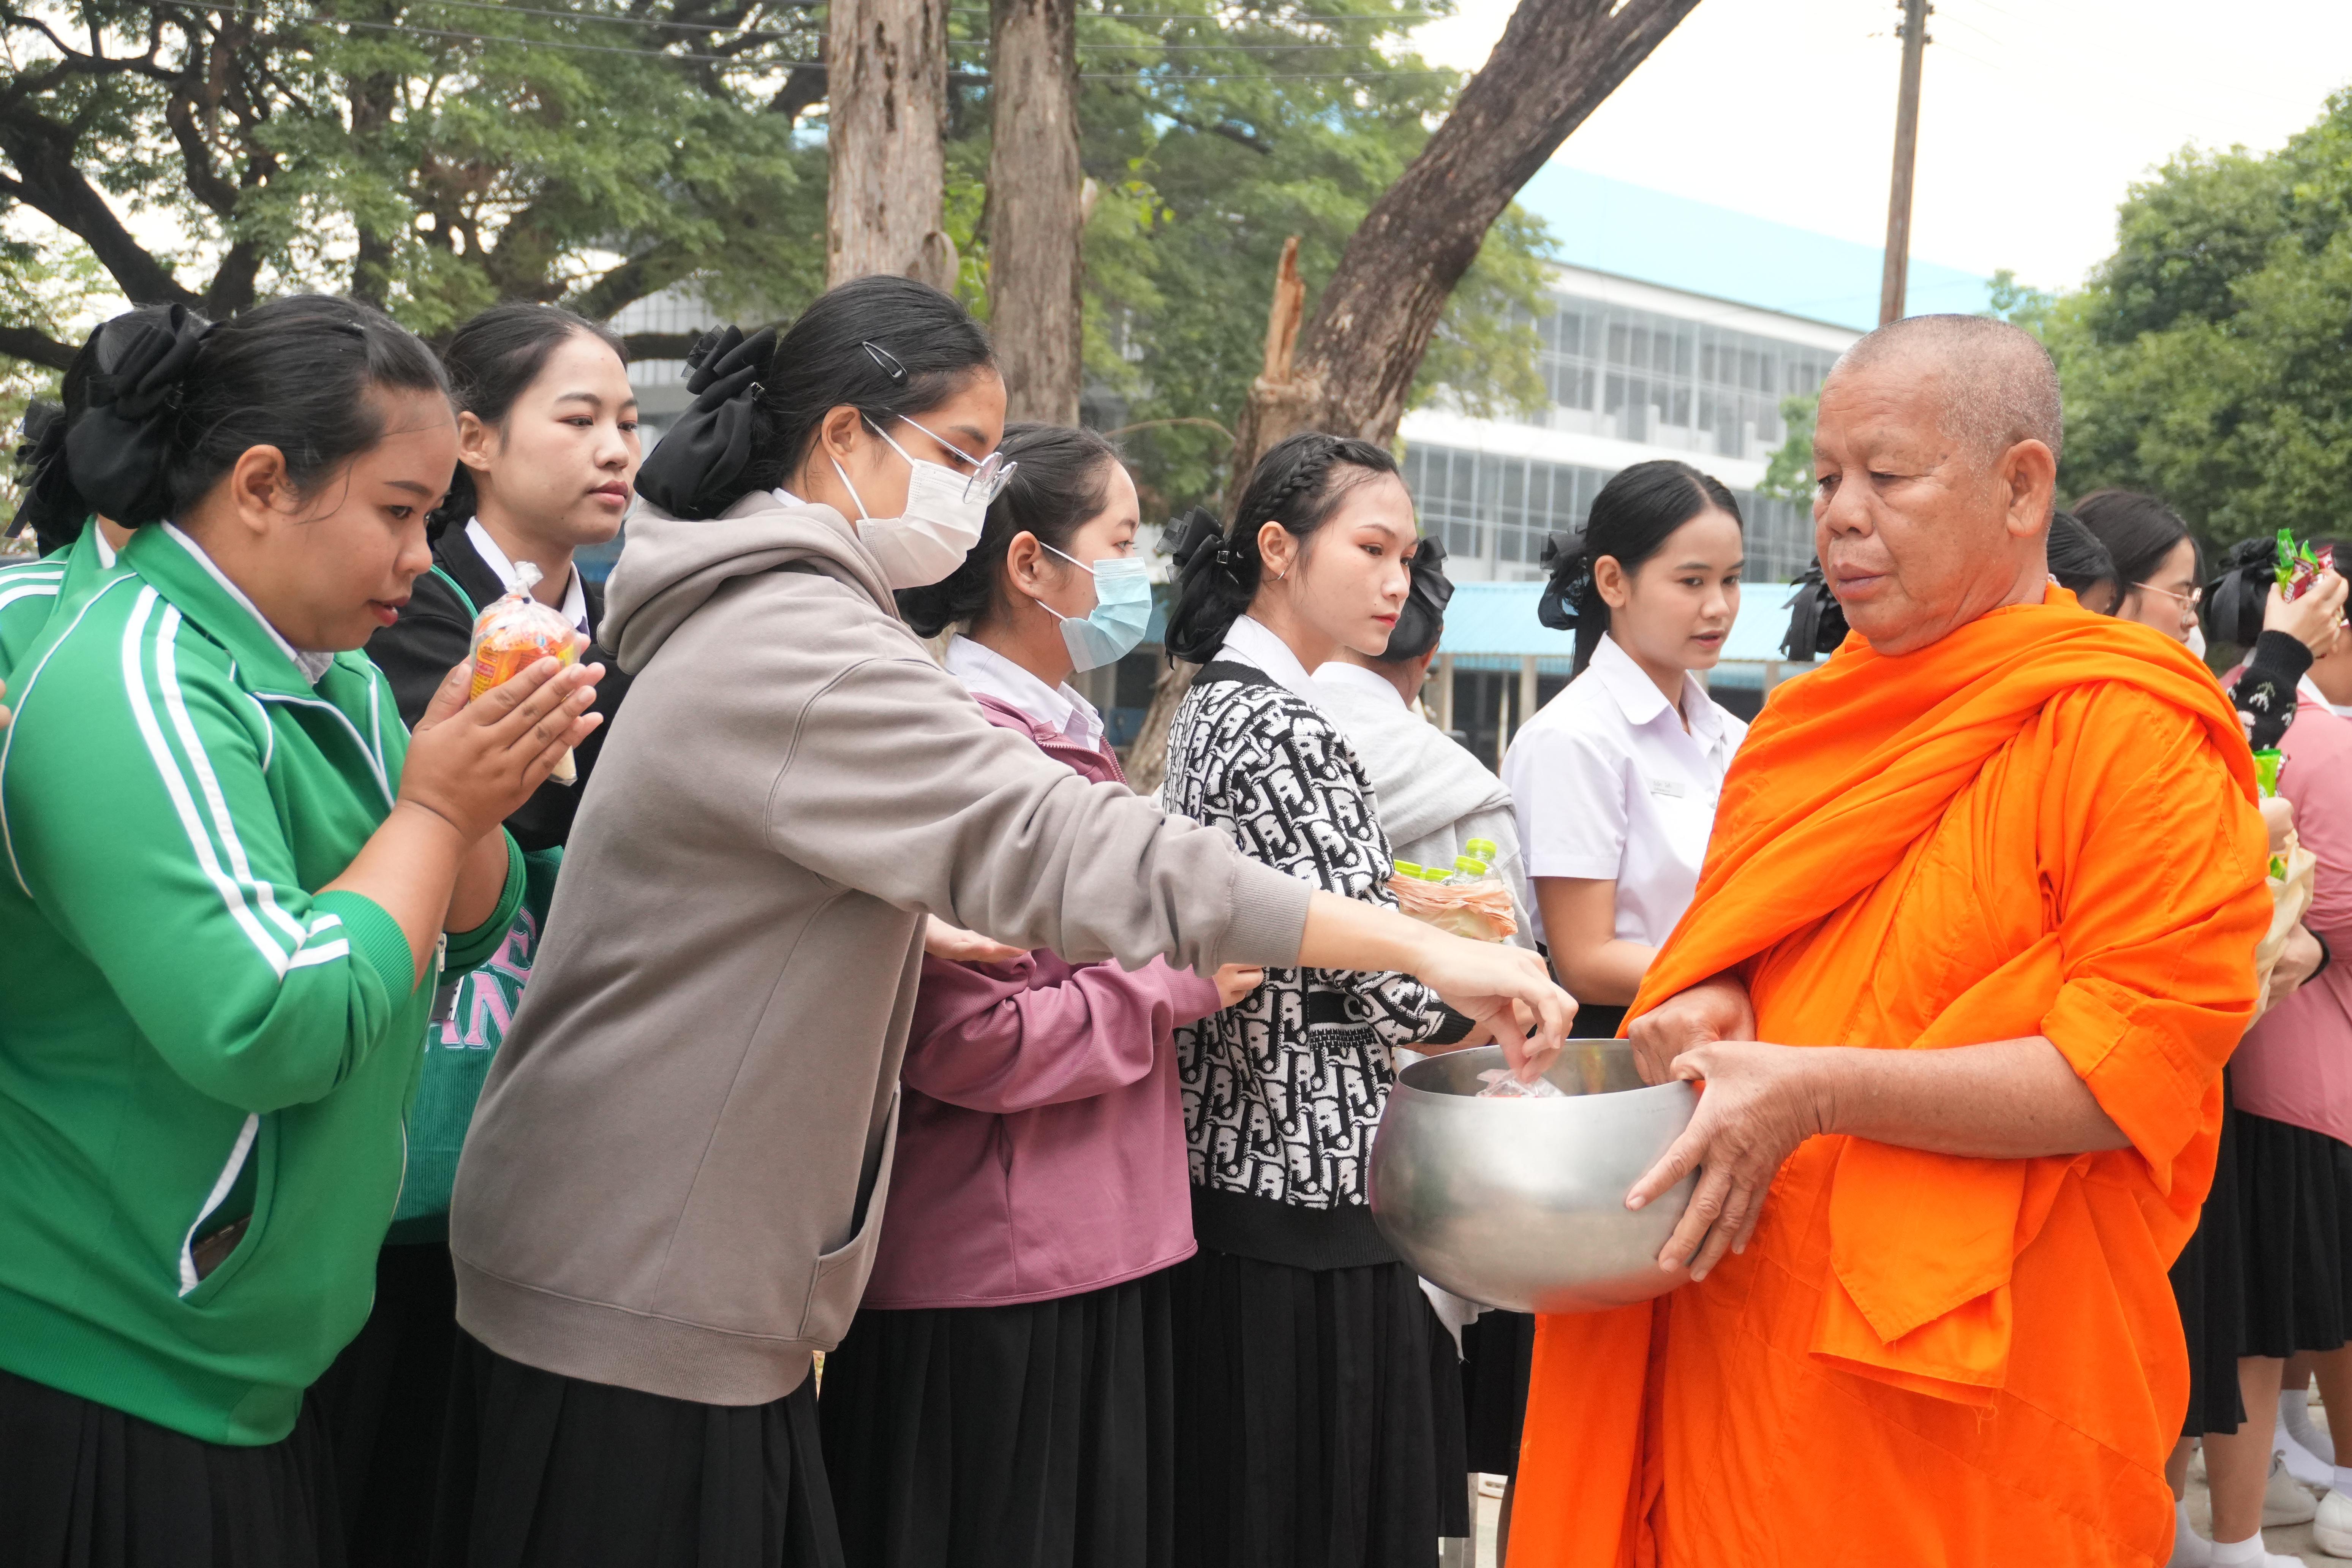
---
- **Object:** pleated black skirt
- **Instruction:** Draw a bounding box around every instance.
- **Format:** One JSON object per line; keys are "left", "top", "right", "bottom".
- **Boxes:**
{"left": 1457, "top": 1310, "right": 1536, "bottom": 1476}
{"left": 818, "top": 1270, "right": 1174, "bottom": 1568}
{"left": 310, "top": 1242, "right": 459, "bottom": 1568}
{"left": 0, "top": 1365, "right": 344, "bottom": 1568}
{"left": 428, "top": 1331, "right": 844, "bottom": 1568}
{"left": 1168, "top": 1246, "right": 1468, "bottom": 1568}
{"left": 2172, "top": 1085, "right": 2248, "bottom": 1436}
{"left": 2236, "top": 1107, "right": 2352, "bottom": 1359}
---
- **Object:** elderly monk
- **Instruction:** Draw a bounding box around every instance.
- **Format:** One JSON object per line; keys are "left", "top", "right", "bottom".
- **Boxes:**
{"left": 1510, "top": 315, "right": 2270, "bottom": 1567}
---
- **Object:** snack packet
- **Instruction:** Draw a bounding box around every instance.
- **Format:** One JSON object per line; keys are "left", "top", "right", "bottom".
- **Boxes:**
{"left": 1476, "top": 1067, "right": 1563, "bottom": 1100}
{"left": 467, "top": 561, "right": 584, "bottom": 785}
{"left": 1388, "top": 865, "right": 1516, "bottom": 942}
{"left": 2278, "top": 528, "right": 2337, "bottom": 603}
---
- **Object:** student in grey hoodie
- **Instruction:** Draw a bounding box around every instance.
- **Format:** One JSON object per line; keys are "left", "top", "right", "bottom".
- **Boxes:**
{"left": 432, "top": 276, "right": 1579, "bottom": 1568}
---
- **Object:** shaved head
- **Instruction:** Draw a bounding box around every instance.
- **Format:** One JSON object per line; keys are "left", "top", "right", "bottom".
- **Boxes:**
{"left": 1809, "top": 315, "right": 2064, "bottom": 656}
{"left": 1830, "top": 314, "right": 2063, "bottom": 466}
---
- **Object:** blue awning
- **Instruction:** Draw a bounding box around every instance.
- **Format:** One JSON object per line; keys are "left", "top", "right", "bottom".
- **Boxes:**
{"left": 1435, "top": 582, "right": 1806, "bottom": 671}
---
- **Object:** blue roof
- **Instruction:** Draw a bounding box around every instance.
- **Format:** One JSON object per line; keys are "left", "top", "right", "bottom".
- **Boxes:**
{"left": 1515, "top": 165, "right": 1990, "bottom": 333}
{"left": 1436, "top": 581, "right": 1802, "bottom": 670}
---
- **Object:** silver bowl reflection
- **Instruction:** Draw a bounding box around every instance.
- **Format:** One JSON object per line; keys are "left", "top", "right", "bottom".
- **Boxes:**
{"left": 1369, "top": 1042, "right": 1697, "bottom": 1314}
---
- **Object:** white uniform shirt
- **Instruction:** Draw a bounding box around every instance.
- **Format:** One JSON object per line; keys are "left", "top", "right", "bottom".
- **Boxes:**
{"left": 946, "top": 633, "right": 1105, "bottom": 750}
{"left": 1212, "top": 614, "right": 1320, "bottom": 700}
{"left": 1502, "top": 632, "right": 1747, "bottom": 946}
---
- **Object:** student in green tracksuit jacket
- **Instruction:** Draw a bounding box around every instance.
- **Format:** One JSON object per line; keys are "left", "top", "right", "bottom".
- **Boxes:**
{"left": 0, "top": 297, "right": 605, "bottom": 1566}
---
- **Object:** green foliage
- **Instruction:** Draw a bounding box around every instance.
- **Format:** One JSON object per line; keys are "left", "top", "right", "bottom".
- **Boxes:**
{"left": 2055, "top": 90, "right": 2352, "bottom": 545}
{"left": 1984, "top": 268, "right": 2057, "bottom": 336}
{"left": 1758, "top": 391, "right": 1816, "bottom": 505}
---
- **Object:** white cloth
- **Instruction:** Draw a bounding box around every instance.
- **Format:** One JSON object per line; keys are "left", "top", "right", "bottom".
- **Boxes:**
{"left": 1309, "top": 661, "right": 1537, "bottom": 953}
{"left": 467, "top": 518, "right": 588, "bottom": 634}
{"left": 163, "top": 523, "right": 334, "bottom": 684}
{"left": 1502, "top": 632, "right": 1746, "bottom": 946}
{"left": 1212, "top": 614, "right": 1319, "bottom": 699}
{"left": 945, "top": 633, "right": 1104, "bottom": 750}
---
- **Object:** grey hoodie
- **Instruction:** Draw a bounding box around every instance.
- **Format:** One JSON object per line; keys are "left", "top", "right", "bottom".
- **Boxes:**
{"left": 448, "top": 491, "right": 1312, "bottom": 1405}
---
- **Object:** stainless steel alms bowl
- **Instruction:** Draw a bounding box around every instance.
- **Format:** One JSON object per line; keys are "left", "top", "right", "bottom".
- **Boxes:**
{"left": 1369, "top": 1042, "right": 1698, "bottom": 1314}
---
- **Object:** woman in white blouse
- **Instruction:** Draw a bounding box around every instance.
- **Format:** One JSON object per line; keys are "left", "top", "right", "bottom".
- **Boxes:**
{"left": 1503, "top": 459, "right": 1750, "bottom": 1040}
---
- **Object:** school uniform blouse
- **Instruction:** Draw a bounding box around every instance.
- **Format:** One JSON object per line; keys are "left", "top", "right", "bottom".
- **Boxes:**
{"left": 1501, "top": 632, "right": 1747, "bottom": 947}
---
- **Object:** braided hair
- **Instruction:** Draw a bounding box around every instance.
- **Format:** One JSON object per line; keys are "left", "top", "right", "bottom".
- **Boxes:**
{"left": 1537, "top": 459, "right": 1741, "bottom": 675}
{"left": 1162, "top": 431, "right": 1398, "bottom": 664}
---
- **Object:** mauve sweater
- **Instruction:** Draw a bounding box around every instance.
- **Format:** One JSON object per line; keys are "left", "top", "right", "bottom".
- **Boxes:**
{"left": 2236, "top": 687, "right": 2352, "bottom": 1148}
{"left": 859, "top": 693, "right": 1224, "bottom": 1310}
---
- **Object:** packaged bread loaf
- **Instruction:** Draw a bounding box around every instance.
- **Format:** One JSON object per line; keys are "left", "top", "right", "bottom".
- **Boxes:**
{"left": 467, "top": 561, "right": 585, "bottom": 785}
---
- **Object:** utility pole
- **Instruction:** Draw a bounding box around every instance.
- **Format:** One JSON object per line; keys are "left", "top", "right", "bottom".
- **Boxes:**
{"left": 1877, "top": 0, "right": 1930, "bottom": 326}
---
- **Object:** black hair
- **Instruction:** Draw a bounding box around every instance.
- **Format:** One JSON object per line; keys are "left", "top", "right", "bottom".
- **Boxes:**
{"left": 1366, "top": 532, "right": 1454, "bottom": 666}
{"left": 7, "top": 325, "right": 108, "bottom": 553}
{"left": 635, "top": 275, "right": 996, "bottom": 520}
{"left": 2073, "top": 489, "right": 2195, "bottom": 598}
{"left": 896, "top": 422, "right": 1123, "bottom": 637}
{"left": 1162, "top": 432, "right": 1400, "bottom": 664}
{"left": 1538, "top": 459, "right": 1742, "bottom": 676}
{"left": 1781, "top": 559, "right": 1848, "bottom": 660}
{"left": 2046, "top": 509, "right": 2118, "bottom": 608}
{"left": 432, "top": 302, "right": 626, "bottom": 534}
{"left": 12, "top": 296, "right": 447, "bottom": 534}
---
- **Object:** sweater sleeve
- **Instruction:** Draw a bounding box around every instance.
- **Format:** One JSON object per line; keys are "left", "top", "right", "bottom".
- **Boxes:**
{"left": 6, "top": 624, "right": 417, "bottom": 1113}
{"left": 2231, "top": 631, "right": 2314, "bottom": 752}
{"left": 762, "top": 651, "right": 1312, "bottom": 974}
{"left": 902, "top": 952, "right": 1221, "bottom": 1113}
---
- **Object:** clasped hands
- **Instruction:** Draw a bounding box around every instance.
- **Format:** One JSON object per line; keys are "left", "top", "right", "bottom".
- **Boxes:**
{"left": 1625, "top": 974, "right": 1829, "bottom": 1284}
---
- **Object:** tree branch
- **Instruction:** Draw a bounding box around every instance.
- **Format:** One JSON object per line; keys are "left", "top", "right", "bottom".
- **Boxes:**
{"left": 566, "top": 239, "right": 694, "bottom": 322}
{"left": 0, "top": 322, "right": 79, "bottom": 370}
{"left": 0, "top": 105, "right": 196, "bottom": 305}
{"left": 764, "top": 60, "right": 825, "bottom": 121}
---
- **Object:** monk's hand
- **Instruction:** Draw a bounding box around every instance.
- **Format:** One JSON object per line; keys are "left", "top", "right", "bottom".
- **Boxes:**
{"left": 1627, "top": 1039, "right": 1828, "bottom": 1283}
{"left": 1626, "top": 972, "right": 1756, "bottom": 1086}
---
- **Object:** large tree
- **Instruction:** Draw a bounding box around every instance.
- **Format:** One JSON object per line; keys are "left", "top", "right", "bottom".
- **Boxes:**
{"left": 0, "top": 0, "right": 830, "bottom": 358}
{"left": 2052, "top": 91, "right": 2352, "bottom": 546}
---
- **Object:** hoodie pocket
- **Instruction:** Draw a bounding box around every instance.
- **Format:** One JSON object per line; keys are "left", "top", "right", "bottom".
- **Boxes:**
{"left": 179, "top": 1114, "right": 277, "bottom": 1307}
{"left": 796, "top": 1092, "right": 901, "bottom": 1347}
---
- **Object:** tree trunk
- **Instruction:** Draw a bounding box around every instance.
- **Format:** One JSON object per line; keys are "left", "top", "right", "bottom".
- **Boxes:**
{"left": 826, "top": 0, "right": 955, "bottom": 290}
{"left": 985, "top": 0, "right": 1084, "bottom": 422}
{"left": 1226, "top": 0, "right": 1701, "bottom": 478}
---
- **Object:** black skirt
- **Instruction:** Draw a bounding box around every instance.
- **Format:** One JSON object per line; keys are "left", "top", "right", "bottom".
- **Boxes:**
{"left": 819, "top": 1270, "right": 1175, "bottom": 1568}
{"left": 2236, "top": 1107, "right": 2352, "bottom": 1359}
{"left": 310, "top": 1242, "right": 459, "bottom": 1568}
{"left": 429, "top": 1331, "right": 844, "bottom": 1568}
{"left": 1457, "top": 1310, "right": 1536, "bottom": 1476}
{"left": 1168, "top": 1246, "right": 1469, "bottom": 1568}
{"left": 2172, "top": 1085, "right": 2248, "bottom": 1435}
{"left": 0, "top": 1365, "right": 344, "bottom": 1568}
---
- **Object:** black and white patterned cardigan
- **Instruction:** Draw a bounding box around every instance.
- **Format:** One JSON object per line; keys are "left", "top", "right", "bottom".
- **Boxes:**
{"left": 1163, "top": 660, "right": 1457, "bottom": 1223}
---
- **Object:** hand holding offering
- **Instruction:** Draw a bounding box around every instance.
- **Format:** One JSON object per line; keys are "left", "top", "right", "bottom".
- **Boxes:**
{"left": 468, "top": 561, "right": 589, "bottom": 785}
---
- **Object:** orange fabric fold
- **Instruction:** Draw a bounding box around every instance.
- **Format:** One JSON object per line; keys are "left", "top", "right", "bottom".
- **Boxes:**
{"left": 1513, "top": 591, "right": 2270, "bottom": 1567}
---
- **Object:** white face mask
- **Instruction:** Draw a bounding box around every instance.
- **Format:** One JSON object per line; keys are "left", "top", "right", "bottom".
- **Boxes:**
{"left": 2185, "top": 621, "right": 2208, "bottom": 660}
{"left": 831, "top": 416, "right": 1010, "bottom": 590}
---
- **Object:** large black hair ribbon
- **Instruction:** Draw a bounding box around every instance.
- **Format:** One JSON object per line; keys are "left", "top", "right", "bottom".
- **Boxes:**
{"left": 1163, "top": 505, "right": 1231, "bottom": 574}
{"left": 1780, "top": 558, "right": 1848, "bottom": 659}
{"left": 5, "top": 400, "right": 67, "bottom": 542}
{"left": 1536, "top": 529, "right": 1590, "bottom": 632}
{"left": 64, "top": 305, "right": 213, "bottom": 526}
{"left": 635, "top": 324, "right": 779, "bottom": 520}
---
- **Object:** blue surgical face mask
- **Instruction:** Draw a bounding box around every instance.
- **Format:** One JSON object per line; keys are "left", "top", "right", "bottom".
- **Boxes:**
{"left": 1035, "top": 542, "right": 1152, "bottom": 672}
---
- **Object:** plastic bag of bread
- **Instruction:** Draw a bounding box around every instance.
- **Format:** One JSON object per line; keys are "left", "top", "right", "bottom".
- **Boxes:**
{"left": 466, "top": 561, "right": 586, "bottom": 785}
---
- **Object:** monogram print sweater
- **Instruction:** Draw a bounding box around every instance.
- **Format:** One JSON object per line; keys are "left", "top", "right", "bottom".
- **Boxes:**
{"left": 1162, "top": 661, "right": 1458, "bottom": 1225}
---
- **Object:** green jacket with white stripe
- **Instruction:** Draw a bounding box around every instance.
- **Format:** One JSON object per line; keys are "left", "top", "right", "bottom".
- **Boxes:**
{"left": 0, "top": 526, "right": 114, "bottom": 683}
{"left": 0, "top": 522, "right": 524, "bottom": 1446}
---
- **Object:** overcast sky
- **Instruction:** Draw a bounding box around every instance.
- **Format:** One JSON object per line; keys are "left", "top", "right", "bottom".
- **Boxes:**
{"left": 1412, "top": 0, "right": 2352, "bottom": 291}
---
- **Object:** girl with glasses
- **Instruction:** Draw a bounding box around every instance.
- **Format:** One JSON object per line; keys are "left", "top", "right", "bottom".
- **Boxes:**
{"left": 432, "top": 279, "right": 1576, "bottom": 1567}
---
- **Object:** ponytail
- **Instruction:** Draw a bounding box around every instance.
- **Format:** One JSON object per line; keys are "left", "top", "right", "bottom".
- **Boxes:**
{"left": 7, "top": 296, "right": 447, "bottom": 537}
{"left": 1162, "top": 431, "right": 1397, "bottom": 664}
{"left": 1537, "top": 459, "right": 1741, "bottom": 675}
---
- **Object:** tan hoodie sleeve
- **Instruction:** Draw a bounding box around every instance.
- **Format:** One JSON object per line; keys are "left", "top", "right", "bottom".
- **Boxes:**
{"left": 758, "top": 621, "right": 1308, "bottom": 975}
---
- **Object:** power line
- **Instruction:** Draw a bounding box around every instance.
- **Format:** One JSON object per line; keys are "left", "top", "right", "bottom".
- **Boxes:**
{"left": 299, "top": 0, "right": 811, "bottom": 40}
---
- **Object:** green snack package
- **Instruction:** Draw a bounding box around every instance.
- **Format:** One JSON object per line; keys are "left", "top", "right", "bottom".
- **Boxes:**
{"left": 2255, "top": 748, "right": 2284, "bottom": 798}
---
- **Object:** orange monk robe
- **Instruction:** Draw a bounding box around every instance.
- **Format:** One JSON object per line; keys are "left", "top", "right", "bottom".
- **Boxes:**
{"left": 1513, "top": 588, "right": 2271, "bottom": 1568}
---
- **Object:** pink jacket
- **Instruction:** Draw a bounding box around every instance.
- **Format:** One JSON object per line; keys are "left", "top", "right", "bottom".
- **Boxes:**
{"left": 2237, "top": 690, "right": 2352, "bottom": 1147}
{"left": 858, "top": 694, "right": 1225, "bottom": 1309}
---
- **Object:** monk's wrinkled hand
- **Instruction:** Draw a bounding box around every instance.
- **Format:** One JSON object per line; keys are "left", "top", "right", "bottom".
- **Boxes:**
{"left": 1626, "top": 1039, "right": 1827, "bottom": 1283}
{"left": 1627, "top": 972, "right": 1756, "bottom": 1086}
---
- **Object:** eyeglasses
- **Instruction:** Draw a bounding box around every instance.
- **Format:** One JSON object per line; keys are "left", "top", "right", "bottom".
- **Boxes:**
{"left": 2134, "top": 580, "right": 2202, "bottom": 608}
{"left": 884, "top": 413, "right": 1017, "bottom": 504}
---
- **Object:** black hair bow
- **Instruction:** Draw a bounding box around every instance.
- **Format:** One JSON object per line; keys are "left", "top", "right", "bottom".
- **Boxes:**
{"left": 1163, "top": 505, "right": 1231, "bottom": 573}
{"left": 5, "top": 399, "right": 68, "bottom": 544}
{"left": 63, "top": 305, "right": 213, "bottom": 526}
{"left": 1781, "top": 558, "right": 1849, "bottom": 660}
{"left": 1385, "top": 533, "right": 1456, "bottom": 662}
{"left": 1536, "top": 530, "right": 1590, "bottom": 632}
{"left": 635, "top": 324, "right": 779, "bottom": 520}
